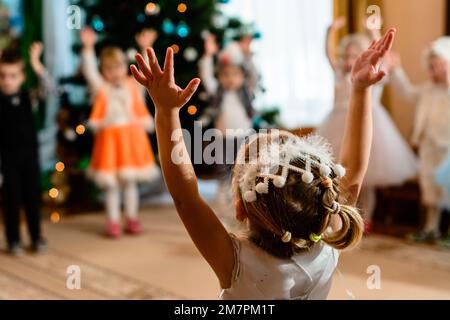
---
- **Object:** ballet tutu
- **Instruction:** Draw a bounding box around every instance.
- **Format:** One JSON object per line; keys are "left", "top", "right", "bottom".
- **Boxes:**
{"left": 317, "top": 104, "right": 418, "bottom": 187}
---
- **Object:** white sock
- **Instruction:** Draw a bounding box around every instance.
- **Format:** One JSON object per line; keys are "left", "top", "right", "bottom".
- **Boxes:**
{"left": 124, "top": 182, "right": 139, "bottom": 220}
{"left": 105, "top": 186, "right": 121, "bottom": 222}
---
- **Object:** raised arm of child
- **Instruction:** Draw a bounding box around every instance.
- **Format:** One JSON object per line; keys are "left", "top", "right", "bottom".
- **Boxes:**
{"left": 80, "top": 27, "right": 103, "bottom": 94}
{"left": 386, "top": 52, "right": 421, "bottom": 104}
{"left": 326, "top": 17, "right": 346, "bottom": 71}
{"left": 339, "top": 28, "right": 396, "bottom": 205}
{"left": 29, "top": 42, "right": 58, "bottom": 101}
{"left": 29, "top": 42, "right": 46, "bottom": 77}
{"left": 198, "top": 34, "right": 219, "bottom": 95}
{"left": 131, "top": 48, "right": 235, "bottom": 289}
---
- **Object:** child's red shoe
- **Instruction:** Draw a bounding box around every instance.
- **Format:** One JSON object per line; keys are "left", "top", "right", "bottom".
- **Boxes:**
{"left": 125, "top": 219, "right": 142, "bottom": 235}
{"left": 106, "top": 221, "right": 121, "bottom": 238}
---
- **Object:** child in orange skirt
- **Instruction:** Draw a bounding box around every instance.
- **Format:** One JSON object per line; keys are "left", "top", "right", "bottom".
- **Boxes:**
{"left": 80, "top": 28, "right": 159, "bottom": 238}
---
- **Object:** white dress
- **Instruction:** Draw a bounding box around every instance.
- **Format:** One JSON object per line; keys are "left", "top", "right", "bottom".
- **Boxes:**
{"left": 317, "top": 69, "right": 418, "bottom": 187}
{"left": 391, "top": 67, "right": 450, "bottom": 206}
{"left": 220, "top": 235, "right": 339, "bottom": 300}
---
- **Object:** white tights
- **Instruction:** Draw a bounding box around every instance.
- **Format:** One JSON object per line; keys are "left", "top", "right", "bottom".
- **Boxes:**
{"left": 105, "top": 182, "right": 139, "bottom": 222}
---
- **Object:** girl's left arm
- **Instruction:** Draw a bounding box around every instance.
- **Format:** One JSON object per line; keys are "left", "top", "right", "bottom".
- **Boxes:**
{"left": 131, "top": 48, "right": 235, "bottom": 289}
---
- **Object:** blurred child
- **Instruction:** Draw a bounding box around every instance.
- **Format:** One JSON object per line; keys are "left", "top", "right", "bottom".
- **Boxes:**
{"left": 389, "top": 37, "right": 450, "bottom": 243}
{"left": 199, "top": 35, "right": 256, "bottom": 136}
{"left": 80, "top": 28, "right": 158, "bottom": 238}
{"left": 318, "top": 18, "right": 417, "bottom": 233}
{"left": 198, "top": 35, "right": 258, "bottom": 214}
{"left": 131, "top": 29, "right": 396, "bottom": 299}
{"left": 0, "top": 43, "right": 49, "bottom": 255}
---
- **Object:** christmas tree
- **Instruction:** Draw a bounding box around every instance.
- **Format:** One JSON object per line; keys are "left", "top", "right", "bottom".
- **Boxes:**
{"left": 48, "top": 0, "right": 247, "bottom": 210}
{"left": 71, "top": 0, "right": 232, "bottom": 127}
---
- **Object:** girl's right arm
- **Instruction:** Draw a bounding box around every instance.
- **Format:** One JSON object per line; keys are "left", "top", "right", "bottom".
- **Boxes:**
{"left": 131, "top": 48, "right": 235, "bottom": 289}
{"left": 339, "top": 29, "right": 396, "bottom": 205}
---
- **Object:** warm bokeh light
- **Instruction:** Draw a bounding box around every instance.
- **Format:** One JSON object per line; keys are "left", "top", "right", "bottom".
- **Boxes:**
{"left": 49, "top": 188, "right": 59, "bottom": 199}
{"left": 145, "top": 2, "right": 157, "bottom": 14}
{"left": 50, "top": 212, "right": 61, "bottom": 224}
{"left": 177, "top": 3, "right": 187, "bottom": 13}
{"left": 76, "top": 124, "right": 86, "bottom": 135}
{"left": 187, "top": 105, "right": 197, "bottom": 115}
{"left": 55, "top": 162, "right": 65, "bottom": 172}
{"left": 171, "top": 44, "right": 180, "bottom": 54}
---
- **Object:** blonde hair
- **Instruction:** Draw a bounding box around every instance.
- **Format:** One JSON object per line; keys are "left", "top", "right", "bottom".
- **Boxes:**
{"left": 232, "top": 131, "right": 364, "bottom": 259}
{"left": 99, "top": 47, "right": 127, "bottom": 69}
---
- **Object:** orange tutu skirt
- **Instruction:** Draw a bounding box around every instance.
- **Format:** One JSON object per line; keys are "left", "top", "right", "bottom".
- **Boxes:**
{"left": 88, "top": 124, "right": 158, "bottom": 188}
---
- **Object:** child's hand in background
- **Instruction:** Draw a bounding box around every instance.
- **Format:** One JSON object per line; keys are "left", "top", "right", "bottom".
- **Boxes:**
{"left": 330, "top": 16, "right": 347, "bottom": 30}
{"left": 240, "top": 35, "right": 253, "bottom": 58}
{"left": 204, "top": 34, "right": 219, "bottom": 57}
{"left": 351, "top": 28, "right": 396, "bottom": 90}
{"left": 131, "top": 47, "right": 201, "bottom": 113}
{"left": 384, "top": 51, "right": 401, "bottom": 73}
{"left": 135, "top": 28, "right": 158, "bottom": 51}
{"left": 29, "top": 42, "right": 45, "bottom": 76}
{"left": 80, "top": 27, "right": 97, "bottom": 50}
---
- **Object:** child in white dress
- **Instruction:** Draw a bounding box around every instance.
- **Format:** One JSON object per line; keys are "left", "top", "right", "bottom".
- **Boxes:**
{"left": 318, "top": 19, "right": 417, "bottom": 233}
{"left": 388, "top": 37, "right": 450, "bottom": 243}
{"left": 131, "top": 29, "right": 396, "bottom": 299}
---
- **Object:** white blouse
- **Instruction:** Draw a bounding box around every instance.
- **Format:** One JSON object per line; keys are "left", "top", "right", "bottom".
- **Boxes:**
{"left": 220, "top": 235, "right": 339, "bottom": 300}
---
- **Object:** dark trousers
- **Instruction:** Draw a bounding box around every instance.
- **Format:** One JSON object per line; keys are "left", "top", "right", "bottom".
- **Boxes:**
{"left": 1, "top": 150, "right": 42, "bottom": 246}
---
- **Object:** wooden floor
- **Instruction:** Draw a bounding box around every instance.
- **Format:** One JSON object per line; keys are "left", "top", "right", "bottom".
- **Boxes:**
{"left": 0, "top": 201, "right": 449, "bottom": 300}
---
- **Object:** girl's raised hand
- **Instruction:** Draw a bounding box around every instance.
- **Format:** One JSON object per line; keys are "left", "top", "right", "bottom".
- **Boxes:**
{"left": 331, "top": 16, "right": 347, "bottom": 30}
{"left": 351, "top": 28, "right": 396, "bottom": 90}
{"left": 131, "top": 47, "right": 201, "bottom": 112}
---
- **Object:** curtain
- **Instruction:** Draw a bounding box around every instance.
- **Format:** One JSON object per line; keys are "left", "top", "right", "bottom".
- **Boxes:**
{"left": 447, "top": 0, "right": 450, "bottom": 34}
{"left": 39, "top": 0, "right": 75, "bottom": 170}
{"left": 220, "top": 0, "right": 334, "bottom": 128}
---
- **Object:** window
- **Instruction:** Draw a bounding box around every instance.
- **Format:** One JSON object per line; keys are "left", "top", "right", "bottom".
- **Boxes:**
{"left": 221, "top": 0, "right": 334, "bottom": 128}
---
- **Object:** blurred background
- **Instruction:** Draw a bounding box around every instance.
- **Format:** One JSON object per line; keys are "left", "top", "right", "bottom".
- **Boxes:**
{"left": 0, "top": 0, "right": 449, "bottom": 300}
